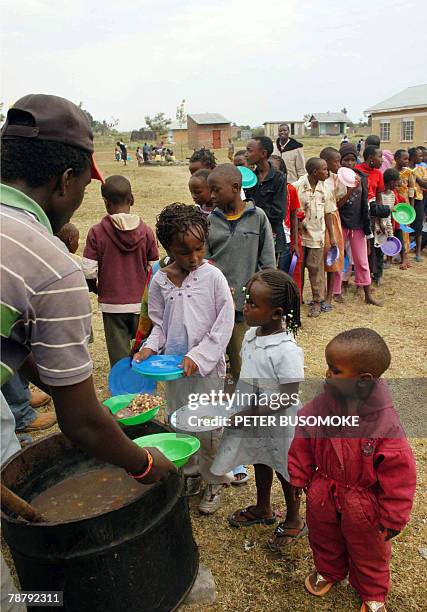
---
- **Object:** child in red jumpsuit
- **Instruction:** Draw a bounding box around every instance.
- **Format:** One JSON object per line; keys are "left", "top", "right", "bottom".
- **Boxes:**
{"left": 288, "top": 328, "right": 416, "bottom": 612}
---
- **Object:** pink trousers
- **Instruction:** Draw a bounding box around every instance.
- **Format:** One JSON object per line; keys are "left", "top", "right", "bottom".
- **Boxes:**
{"left": 333, "top": 228, "right": 371, "bottom": 295}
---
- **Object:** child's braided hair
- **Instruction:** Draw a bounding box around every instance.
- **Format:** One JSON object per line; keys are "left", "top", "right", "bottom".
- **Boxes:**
{"left": 156, "top": 203, "right": 209, "bottom": 250}
{"left": 189, "top": 147, "right": 217, "bottom": 169}
{"left": 247, "top": 268, "right": 301, "bottom": 335}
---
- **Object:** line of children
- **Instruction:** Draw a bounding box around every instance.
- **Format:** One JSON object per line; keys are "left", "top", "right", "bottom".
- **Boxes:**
{"left": 408, "top": 147, "right": 427, "bottom": 261}
{"left": 319, "top": 147, "right": 346, "bottom": 310}
{"left": 82, "top": 175, "right": 159, "bottom": 366}
{"left": 293, "top": 158, "right": 336, "bottom": 317}
{"left": 333, "top": 144, "right": 380, "bottom": 305}
{"left": 134, "top": 203, "right": 235, "bottom": 513}
{"left": 289, "top": 328, "right": 416, "bottom": 612}
{"left": 93, "top": 160, "right": 418, "bottom": 610}
{"left": 212, "top": 269, "right": 307, "bottom": 551}
{"left": 205, "top": 164, "right": 276, "bottom": 382}
{"left": 244, "top": 137, "right": 287, "bottom": 266}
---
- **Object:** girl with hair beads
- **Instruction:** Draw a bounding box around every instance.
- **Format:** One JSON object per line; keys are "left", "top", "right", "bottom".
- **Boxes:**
{"left": 134, "top": 203, "right": 235, "bottom": 513}
{"left": 288, "top": 328, "right": 416, "bottom": 612}
{"left": 212, "top": 269, "right": 307, "bottom": 551}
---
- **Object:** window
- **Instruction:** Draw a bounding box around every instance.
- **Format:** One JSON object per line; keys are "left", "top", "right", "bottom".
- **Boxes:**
{"left": 380, "top": 121, "right": 390, "bottom": 142}
{"left": 401, "top": 119, "right": 414, "bottom": 142}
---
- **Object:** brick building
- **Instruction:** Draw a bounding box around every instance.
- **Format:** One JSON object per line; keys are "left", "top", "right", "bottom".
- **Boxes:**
{"left": 187, "top": 113, "right": 231, "bottom": 149}
{"left": 365, "top": 84, "right": 427, "bottom": 151}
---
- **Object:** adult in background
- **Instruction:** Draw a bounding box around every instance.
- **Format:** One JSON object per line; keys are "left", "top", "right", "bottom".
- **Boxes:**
{"left": 227, "top": 138, "right": 235, "bottom": 162}
{"left": 272, "top": 123, "right": 305, "bottom": 182}
{"left": 117, "top": 140, "right": 127, "bottom": 166}
{"left": 0, "top": 96, "right": 177, "bottom": 603}
{"left": 143, "top": 142, "right": 150, "bottom": 163}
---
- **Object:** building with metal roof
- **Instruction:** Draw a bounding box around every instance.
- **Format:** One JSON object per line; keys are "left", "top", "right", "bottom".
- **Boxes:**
{"left": 309, "top": 112, "right": 351, "bottom": 137}
{"left": 365, "top": 85, "right": 427, "bottom": 150}
{"left": 187, "top": 113, "right": 231, "bottom": 149}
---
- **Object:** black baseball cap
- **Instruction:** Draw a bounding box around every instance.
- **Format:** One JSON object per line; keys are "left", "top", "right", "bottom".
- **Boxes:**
{"left": 1, "top": 94, "right": 103, "bottom": 182}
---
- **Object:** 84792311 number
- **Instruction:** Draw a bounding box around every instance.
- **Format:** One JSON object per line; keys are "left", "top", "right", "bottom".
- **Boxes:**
{"left": 8, "top": 592, "right": 63, "bottom": 606}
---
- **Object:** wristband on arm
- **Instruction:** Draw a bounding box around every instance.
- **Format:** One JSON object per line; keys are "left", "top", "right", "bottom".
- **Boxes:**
{"left": 129, "top": 449, "right": 153, "bottom": 480}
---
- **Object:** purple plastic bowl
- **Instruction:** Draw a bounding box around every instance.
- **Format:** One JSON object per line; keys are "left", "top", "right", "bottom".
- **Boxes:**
{"left": 380, "top": 237, "right": 402, "bottom": 256}
{"left": 326, "top": 245, "right": 339, "bottom": 267}
{"left": 288, "top": 253, "right": 298, "bottom": 277}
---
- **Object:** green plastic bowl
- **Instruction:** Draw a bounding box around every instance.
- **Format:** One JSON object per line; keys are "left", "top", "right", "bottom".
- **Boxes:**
{"left": 103, "top": 393, "right": 160, "bottom": 426}
{"left": 392, "top": 203, "right": 416, "bottom": 225}
{"left": 134, "top": 433, "right": 201, "bottom": 468}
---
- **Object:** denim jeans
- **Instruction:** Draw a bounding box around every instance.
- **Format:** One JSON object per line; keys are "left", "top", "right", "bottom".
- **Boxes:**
{"left": 2, "top": 373, "right": 37, "bottom": 430}
{"left": 278, "top": 242, "right": 292, "bottom": 273}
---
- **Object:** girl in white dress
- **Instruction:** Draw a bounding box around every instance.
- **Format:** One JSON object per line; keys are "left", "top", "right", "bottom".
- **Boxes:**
{"left": 211, "top": 269, "right": 307, "bottom": 551}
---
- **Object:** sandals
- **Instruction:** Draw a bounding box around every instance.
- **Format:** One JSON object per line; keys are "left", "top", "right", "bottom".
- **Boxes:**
{"left": 333, "top": 294, "right": 345, "bottom": 303}
{"left": 304, "top": 570, "right": 335, "bottom": 597}
{"left": 182, "top": 475, "right": 201, "bottom": 497}
{"left": 308, "top": 303, "right": 321, "bottom": 317}
{"left": 321, "top": 302, "right": 333, "bottom": 312}
{"left": 267, "top": 519, "right": 308, "bottom": 552}
{"left": 231, "top": 465, "right": 249, "bottom": 486}
{"left": 228, "top": 505, "right": 277, "bottom": 528}
{"left": 361, "top": 602, "right": 387, "bottom": 612}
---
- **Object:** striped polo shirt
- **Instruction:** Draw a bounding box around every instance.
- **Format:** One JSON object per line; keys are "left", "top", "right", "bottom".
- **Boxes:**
{"left": 0, "top": 184, "right": 93, "bottom": 387}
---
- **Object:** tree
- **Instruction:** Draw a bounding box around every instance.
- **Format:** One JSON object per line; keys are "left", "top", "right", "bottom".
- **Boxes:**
{"left": 341, "top": 107, "right": 348, "bottom": 115}
{"left": 144, "top": 112, "right": 171, "bottom": 137}
{"left": 252, "top": 126, "right": 265, "bottom": 137}
{"left": 78, "top": 102, "right": 95, "bottom": 127}
{"left": 176, "top": 99, "right": 186, "bottom": 127}
{"left": 0, "top": 102, "right": 5, "bottom": 125}
{"left": 78, "top": 102, "right": 120, "bottom": 136}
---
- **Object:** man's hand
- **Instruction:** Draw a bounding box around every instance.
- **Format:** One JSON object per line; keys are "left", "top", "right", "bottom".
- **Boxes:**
{"left": 135, "top": 447, "right": 178, "bottom": 484}
{"left": 330, "top": 239, "right": 337, "bottom": 248}
{"left": 293, "top": 246, "right": 300, "bottom": 260}
{"left": 133, "top": 348, "right": 156, "bottom": 363}
{"left": 379, "top": 525, "right": 400, "bottom": 541}
{"left": 181, "top": 356, "right": 199, "bottom": 377}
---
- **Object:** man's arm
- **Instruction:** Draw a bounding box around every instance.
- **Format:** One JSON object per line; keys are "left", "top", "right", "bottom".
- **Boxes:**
{"left": 19, "top": 355, "right": 176, "bottom": 482}
{"left": 295, "top": 149, "right": 306, "bottom": 179}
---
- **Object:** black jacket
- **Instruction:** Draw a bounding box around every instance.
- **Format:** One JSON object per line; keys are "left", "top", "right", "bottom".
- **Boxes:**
{"left": 339, "top": 169, "right": 372, "bottom": 236}
{"left": 244, "top": 163, "right": 287, "bottom": 235}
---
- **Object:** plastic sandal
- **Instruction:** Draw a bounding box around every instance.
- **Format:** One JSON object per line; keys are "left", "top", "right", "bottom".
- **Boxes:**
{"left": 231, "top": 465, "right": 249, "bottom": 485}
{"left": 321, "top": 302, "right": 333, "bottom": 312}
{"left": 268, "top": 520, "right": 308, "bottom": 552}
{"left": 304, "top": 571, "right": 335, "bottom": 597}
{"left": 228, "top": 506, "right": 277, "bottom": 528}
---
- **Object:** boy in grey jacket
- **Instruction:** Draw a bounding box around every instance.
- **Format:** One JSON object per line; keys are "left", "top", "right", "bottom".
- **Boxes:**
{"left": 206, "top": 164, "right": 276, "bottom": 381}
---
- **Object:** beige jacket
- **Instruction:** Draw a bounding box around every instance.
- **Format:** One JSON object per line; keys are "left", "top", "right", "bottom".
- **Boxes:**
{"left": 272, "top": 142, "right": 306, "bottom": 183}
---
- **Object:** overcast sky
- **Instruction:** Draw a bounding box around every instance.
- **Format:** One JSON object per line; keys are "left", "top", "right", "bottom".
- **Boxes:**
{"left": 1, "top": 0, "right": 425, "bottom": 131}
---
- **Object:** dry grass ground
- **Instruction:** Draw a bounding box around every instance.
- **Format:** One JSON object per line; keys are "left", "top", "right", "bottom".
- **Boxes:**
{"left": 3, "top": 138, "right": 426, "bottom": 611}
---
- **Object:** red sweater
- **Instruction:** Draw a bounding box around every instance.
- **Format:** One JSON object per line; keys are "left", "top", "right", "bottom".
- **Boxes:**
{"left": 83, "top": 215, "right": 158, "bottom": 306}
{"left": 288, "top": 380, "right": 416, "bottom": 531}
{"left": 355, "top": 162, "right": 384, "bottom": 202}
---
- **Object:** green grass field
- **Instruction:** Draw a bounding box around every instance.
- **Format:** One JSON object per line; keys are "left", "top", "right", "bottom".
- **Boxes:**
{"left": 3, "top": 137, "right": 426, "bottom": 611}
